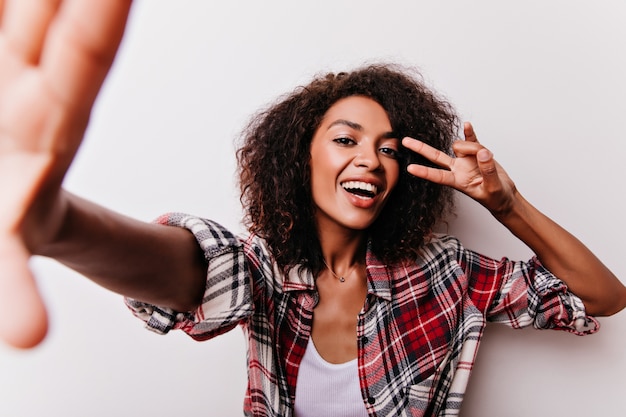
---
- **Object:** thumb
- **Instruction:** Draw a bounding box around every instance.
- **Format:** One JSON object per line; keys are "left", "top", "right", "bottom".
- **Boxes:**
{"left": 0, "top": 238, "right": 48, "bottom": 349}
{"left": 476, "top": 148, "right": 501, "bottom": 191}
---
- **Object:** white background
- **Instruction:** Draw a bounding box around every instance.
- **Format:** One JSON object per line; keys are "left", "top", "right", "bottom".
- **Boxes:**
{"left": 1, "top": 1, "right": 625, "bottom": 416}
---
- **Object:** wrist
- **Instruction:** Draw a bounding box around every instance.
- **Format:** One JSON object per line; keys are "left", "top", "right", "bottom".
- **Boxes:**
{"left": 26, "top": 189, "right": 69, "bottom": 256}
{"left": 489, "top": 188, "right": 525, "bottom": 222}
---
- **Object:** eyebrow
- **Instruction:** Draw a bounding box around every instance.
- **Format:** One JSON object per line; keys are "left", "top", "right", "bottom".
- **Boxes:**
{"left": 326, "top": 119, "right": 398, "bottom": 139}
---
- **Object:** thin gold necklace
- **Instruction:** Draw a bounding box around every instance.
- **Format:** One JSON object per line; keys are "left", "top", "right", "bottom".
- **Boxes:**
{"left": 322, "top": 259, "right": 357, "bottom": 283}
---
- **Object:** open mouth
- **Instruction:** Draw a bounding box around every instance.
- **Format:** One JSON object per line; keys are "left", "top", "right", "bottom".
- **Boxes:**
{"left": 341, "top": 181, "right": 379, "bottom": 199}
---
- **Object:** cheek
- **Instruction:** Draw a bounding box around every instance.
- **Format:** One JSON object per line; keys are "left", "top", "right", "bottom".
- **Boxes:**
{"left": 309, "top": 150, "right": 342, "bottom": 190}
{"left": 309, "top": 162, "right": 333, "bottom": 205}
{"left": 386, "top": 162, "right": 401, "bottom": 190}
{"left": 311, "top": 170, "right": 335, "bottom": 200}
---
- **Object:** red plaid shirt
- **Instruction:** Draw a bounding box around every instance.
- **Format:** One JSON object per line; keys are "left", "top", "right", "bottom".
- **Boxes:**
{"left": 127, "top": 213, "right": 598, "bottom": 417}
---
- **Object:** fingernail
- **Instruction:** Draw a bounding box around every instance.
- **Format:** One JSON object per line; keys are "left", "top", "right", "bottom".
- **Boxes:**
{"left": 477, "top": 149, "right": 491, "bottom": 162}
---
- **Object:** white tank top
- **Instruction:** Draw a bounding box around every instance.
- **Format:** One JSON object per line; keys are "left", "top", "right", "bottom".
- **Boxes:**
{"left": 294, "top": 339, "right": 368, "bottom": 417}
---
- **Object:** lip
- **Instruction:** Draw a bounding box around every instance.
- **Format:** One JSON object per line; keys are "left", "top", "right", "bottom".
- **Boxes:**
{"left": 339, "top": 176, "right": 385, "bottom": 209}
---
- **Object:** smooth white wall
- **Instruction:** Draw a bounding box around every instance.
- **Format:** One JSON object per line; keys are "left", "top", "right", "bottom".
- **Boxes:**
{"left": 1, "top": 1, "right": 625, "bottom": 416}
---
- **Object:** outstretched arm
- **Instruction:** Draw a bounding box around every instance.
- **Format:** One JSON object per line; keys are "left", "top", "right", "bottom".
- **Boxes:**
{"left": 0, "top": 1, "right": 206, "bottom": 349}
{"left": 403, "top": 122, "right": 626, "bottom": 317}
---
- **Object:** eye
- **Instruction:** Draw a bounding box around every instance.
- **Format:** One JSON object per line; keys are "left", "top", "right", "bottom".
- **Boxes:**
{"left": 379, "top": 146, "right": 399, "bottom": 159}
{"left": 333, "top": 136, "right": 356, "bottom": 146}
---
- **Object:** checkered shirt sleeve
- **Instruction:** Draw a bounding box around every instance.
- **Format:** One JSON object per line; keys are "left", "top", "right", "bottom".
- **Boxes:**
{"left": 125, "top": 213, "right": 253, "bottom": 339}
{"left": 461, "top": 247, "right": 600, "bottom": 335}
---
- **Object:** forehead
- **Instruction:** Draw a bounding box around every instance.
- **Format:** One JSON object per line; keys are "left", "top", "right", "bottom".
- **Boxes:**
{"left": 320, "top": 96, "right": 391, "bottom": 129}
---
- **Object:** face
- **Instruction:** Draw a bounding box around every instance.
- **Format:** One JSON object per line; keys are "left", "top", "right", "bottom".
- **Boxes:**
{"left": 309, "top": 96, "right": 400, "bottom": 234}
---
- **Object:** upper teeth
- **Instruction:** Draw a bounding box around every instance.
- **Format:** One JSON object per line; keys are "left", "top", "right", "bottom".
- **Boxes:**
{"left": 342, "top": 181, "right": 378, "bottom": 195}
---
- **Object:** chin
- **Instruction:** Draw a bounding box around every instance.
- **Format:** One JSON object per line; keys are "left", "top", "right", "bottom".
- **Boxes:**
{"left": 342, "top": 218, "right": 378, "bottom": 232}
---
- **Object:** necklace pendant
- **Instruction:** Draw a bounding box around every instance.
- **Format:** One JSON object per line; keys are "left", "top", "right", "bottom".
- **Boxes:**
{"left": 339, "top": 276, "right": 346, "bottom": 283}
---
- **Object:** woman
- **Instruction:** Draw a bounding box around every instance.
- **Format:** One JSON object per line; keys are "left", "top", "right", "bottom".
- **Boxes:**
{"left": 0, "top": 2, "right": 624, "bottom": 416}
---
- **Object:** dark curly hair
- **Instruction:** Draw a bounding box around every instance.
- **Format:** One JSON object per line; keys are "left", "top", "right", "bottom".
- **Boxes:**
{"left": 237, "top": 63, "right": 458, "bottom": 274}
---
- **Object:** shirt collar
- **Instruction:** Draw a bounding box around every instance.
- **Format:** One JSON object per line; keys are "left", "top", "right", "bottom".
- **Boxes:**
{"left": 282, "top": 241, "right": 393, "bottom": 301}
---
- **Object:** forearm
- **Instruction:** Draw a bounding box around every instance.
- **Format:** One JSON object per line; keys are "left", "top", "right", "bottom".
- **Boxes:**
{"left": 494, "top": 191, "right": 626, "bottom": 316}
{"left": 36, "top": 191, "right": 207, "bottom": 311}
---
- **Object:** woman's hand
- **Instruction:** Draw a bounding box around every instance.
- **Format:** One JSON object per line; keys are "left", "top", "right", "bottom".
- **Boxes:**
{"left": 405, "top": 122, "right": 626, "bottom": 315}
{"left": 0, "top": 0, "right": 132, "bottom": 348}
{"left": 403, "top": 122, "right": 517, "bottom": 217}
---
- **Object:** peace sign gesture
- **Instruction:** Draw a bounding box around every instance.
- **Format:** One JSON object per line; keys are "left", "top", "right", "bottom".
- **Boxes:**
{"left": 0, "top": 0, "right": 132, "bottom": 348}
{"left": 403, "top": 122, "right": 517, "bottom": 217}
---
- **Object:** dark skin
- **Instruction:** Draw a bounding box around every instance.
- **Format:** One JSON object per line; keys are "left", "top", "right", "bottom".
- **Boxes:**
{"left": 0, "top": 0, "right": 207, "bottom": 348}
{"left": 313, "top": 264, "right": 368, "bottom": 363}
{"left": 0, "top": 0, "right": 625, "bottom": 352}
{"left": 307, "top": 96, "right": 400, "bottom": 363}
{"left": 309, "top": 96, "right": 626, "bottom": 363}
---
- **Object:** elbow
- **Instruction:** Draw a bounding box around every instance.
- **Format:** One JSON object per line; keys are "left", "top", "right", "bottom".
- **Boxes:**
{"left": 146, "top": 268, "right": 206, "bottom": 313}
{"left": 169, "top": 290, "right": 204, "bottom": 313}
{"left": 165, "top": 272, "right": 206, "bottom": 313}
{"left": 166, "top": 243, "right": 208, "bottom": 312}
{"left": 609, "top": 285, "right": 626, "bottom": 316}
{"left": 585, "top": 286, "right": 626, "bottom": 317}
{"left": 611, "top": 288, "right": 626, "bottom": 316}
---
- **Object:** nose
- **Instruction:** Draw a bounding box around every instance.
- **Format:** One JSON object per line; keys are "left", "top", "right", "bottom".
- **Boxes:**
{"left": 352, "top": 144, "right": 381, "bottom": 171}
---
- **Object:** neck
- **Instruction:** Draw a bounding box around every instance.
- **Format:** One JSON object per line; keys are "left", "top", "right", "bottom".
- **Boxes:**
{"left": 316, "top": 225, "right": 367, "bottom": 274}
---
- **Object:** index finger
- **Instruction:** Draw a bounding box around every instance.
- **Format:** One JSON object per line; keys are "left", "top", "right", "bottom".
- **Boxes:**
{"left": 402, "top": 137, "right": 453, "bottom": 169}
{"left": 463, "top": 121, "right": 479, "bottom": 143}
{"left": 41, "top": 0, "right": 133, "bottom": 110}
